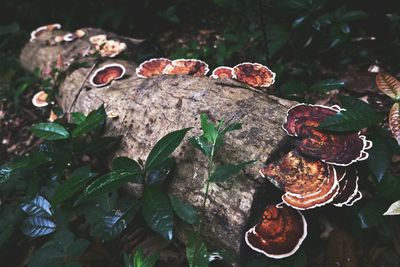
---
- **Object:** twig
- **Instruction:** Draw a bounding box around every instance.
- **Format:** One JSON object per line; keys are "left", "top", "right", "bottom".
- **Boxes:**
{"left": 68, "top": 62, "right": 98, "bottom": 121}
{"left": 258, "top": 0, "right": 270, "bottom": 64}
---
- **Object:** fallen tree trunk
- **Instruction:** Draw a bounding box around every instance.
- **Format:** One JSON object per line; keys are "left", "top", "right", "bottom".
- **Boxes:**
{"left": 20, "top": 27, "right": 296, "bottom": 257}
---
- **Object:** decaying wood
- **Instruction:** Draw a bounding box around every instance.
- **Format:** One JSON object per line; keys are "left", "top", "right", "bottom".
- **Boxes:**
{"left": 20, "top": 27, "right": 296, "bottom": 256}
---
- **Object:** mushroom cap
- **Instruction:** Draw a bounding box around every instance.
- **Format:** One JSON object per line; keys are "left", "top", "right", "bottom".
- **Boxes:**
{"left": 232, "top": 62, "right": 275, "bottom": 88}
{"left": 99, "top": 40, "right": 127, "bottom": 58}
{"left": 30, "top": 23, "right": 61, "bottom": 42}
{"left": 32, "top": 91, "right": 49, "bottom": 107}
{"left": 260, "top": 151, "right": 340, "bottom": 210}
{"left": 136, "top": 58, "right": 172, "bottom": 78}
{"left": 63, "top": 33, "right": 76, "bottom": 42}
{"left": 283, "top": 104, "right": 372, "bottom": 166}
{"left": 89, "top": 63, "right": 126, "bottom": 87}
{"left": 75, "top": 29, "right": 86, "bottom": 38}
{"left": 210, "top": 66, "right": 234, "bottom": 79}
{"left": 332, "top": 167, "right": 362, "bottom": 207}
{"left": 245, "top": 204, "right": 307, "bottom": 259}
{"left": 163, "top": 59, "right": 209, "bottom": 76}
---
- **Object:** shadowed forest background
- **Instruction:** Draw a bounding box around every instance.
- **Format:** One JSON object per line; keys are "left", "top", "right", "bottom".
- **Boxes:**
{"left": 1, "top": 0, "right": 400, "bottom": 267}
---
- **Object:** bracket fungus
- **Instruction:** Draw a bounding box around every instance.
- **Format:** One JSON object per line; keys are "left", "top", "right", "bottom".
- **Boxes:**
{"left": 162, "top": 59, "right": 209, "bottom": 76}
{"left": 332, "top": 167, "right": 362, "bottom": 207}
{"left": 210, "top": 66, "right": 234, "bottom": 79}
{"left": 99, "top": 40, "right": 127, "bottom": 58}
{"left": 261, "top": 151, "right": 340, "bottom": 210}
{"left": 136, "top": 58, "right": 172, "bottom": 78}
{"left": 232, "top": 62, "right": 275, "bottom": 88}
{"left": 32, "top": 91, "right": 49, "bottom": 107}
{"left": 30, "top": 23, "right": 61, "bottom": 42}
{"left": 245, "top": 204, "right": 307, "bottom": 259}
{"left": 89, "top": 63, "right": 126, "bottom": 88}
{"left": 283, "top": 104, "right": 372, "bottom": 166}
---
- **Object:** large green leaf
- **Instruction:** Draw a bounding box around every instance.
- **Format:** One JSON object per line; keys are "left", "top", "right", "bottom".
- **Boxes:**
{"left": 357, "top": 200, "right": 387, "bottom": 229}
{"left": 146, "top": 157, "right": 174, "bottom": 186}
{"left": 367, "top": 135, "right": 392, "bottom": 182}
{"left": 52, "top": 166, "right": 94, "bottom": 205}
{"left": 72, "top": 105, "right": 106, "bottom": 138}
{"left": 189, "top": 136, "right": 212, "bottom": 157}
{"left": 169, "top": 195, "right": 199, "bottom": 225}
{"left": 141, "top": 187, "right": 174, "bottom": 241}
{"left": 317, "top": 96, "right": 385, "bottom": 131}
{"left": 309, "top": 79, "right": 345, "bottom": 93}
{"left": 81, "top": 136, "right": 120, "bottom": 155}
{"left": 31, "top": 123, "right": 70, "bottom": 140}
{"left": 77, "top": 170, "right": 141, "bottom": 204}
{"left": 145, "top": 128, "right": 191, "bottom": 172}
{"left": 112, "top": 157, "right": 142, "bottom": 173}
{"left": 209, "top": 161, "right": 255, "bottom": 183}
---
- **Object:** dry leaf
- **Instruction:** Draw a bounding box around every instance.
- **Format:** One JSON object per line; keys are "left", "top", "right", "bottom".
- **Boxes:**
{"left": 389, "top": 103, "right": 400, "bottom": 145}
{"left": 376, "top": 73, "right": 400, "bottom": 101}
{"left": 384, "top": 200, "right": 400, "bottom": 216}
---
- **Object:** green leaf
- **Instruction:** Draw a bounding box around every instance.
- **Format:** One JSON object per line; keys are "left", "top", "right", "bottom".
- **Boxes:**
{"left": 358, "top": 200, "right": 387, "bottom": 229}
{"left": 279, "top": 81, "right": 308, "bottom": 96}
{"left": 209, "top": 161, "right": 255, "bottom": 183}
{"left": 318, "top": 106, "right": 384, "bottom": 132}
{"left": 186, "top": 232, "right": 209, "bottom": 267}
{"left": 309, "top": 79, "right": 345, "bottom": 93}
{"left": 189, "top": 136, "right": 212, "bottom": 157}
{"left": 146, "top": 157, "right": 174, "bottom": 186}
{"left": 133, "top": 247, "right": 159, "bottom": 267}
{"left": 367, "top": 135, "right": 392, "bottom": 182}
{"left": 77, "top": 170, "right": 141, "bottom": 204}
{"left": 72, "top": 105, "right": 106, "bottom": 138}
{"left": 81, "top": 136, "right": 120, "bottom": 155}
{"left": 169, "top": 195, "right": 199, "bottom": 225}
{"left": 52, "top": 166, "right": 94, "bottom": 205}
{"left": 112, "top": 157, "right": 142, "bottom": 173}
{"left": 71, "top": 112, "right": 86, "bottom": 125}
{"left": 31, "top": 123, "right": 70, "bottom": 140}
{"left": 379, "top": 174, "right": 400, "bottom": 201}
{"left": 383, "top": 200, "right": 400, "bottom": 216}
{"left": 341, "top": 10, "right": 367, "bottom": 22}
{"left": 141, "top": 187, "right": 174, "bottom": 241}
{"left": 201, "top": 113, "right": 218, "bottom": 144}
{"left": 145, "top": 128, "right": 191, "bottom": 172}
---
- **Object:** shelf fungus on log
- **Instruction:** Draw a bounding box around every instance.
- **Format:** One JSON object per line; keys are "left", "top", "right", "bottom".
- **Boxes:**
{"left": 260, "top": 151, "right": 340, "bottom": 210}
{"left": 89, "top": 63, "right": 126, "bottom": 87}
{"left": 332, "top": 167, "right": 362, "bottom": 207}
{"left": 283, "top": 104, "right": 372, "bottom": 166}
{"left": 232, "top": 62, "right": 275, "bottom": 88}
{"left": 136, "top": 58, "right": 172, "bottom": 78}
{"left": 30, "top": 23, "right": 61, "bottom": 42}
{"left": 32, "top": 91, "right": 49, "bottom": 107}
{"left": 210, "top": 66, "right": 234, "bottom": 79}
{"left": 245, "top": 204, "right": 307, "bottom": 259}
{"left": 163, "top": 59, "right": 209, "bottom": 76}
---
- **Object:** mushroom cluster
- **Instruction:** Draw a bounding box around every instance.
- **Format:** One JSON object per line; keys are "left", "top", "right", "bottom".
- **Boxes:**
{"left": 136, "top": 58, "right": 209, "bottom": 78}
{"left": 135, "top": 58, "right": 275, "bottom": 88}
{"left": 246, "top": 103, "right": 372, "bottom": 258}
{"left": 89, "top": 35, "right": 127, "bottom": 58}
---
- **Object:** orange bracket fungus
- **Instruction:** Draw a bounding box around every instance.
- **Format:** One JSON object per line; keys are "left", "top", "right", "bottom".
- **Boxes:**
{"left": 245, "top": 204, "right": 307, "bottom": 259}
{"left": 30, "top": 23, "right": 61, "bottom": 42}
{"left": 162, "top": 59, "right": 209, "bottom": 76}
{"left": 260, "top": 151, "right": 340, "bottom": 210}
{"left": 136, "top": 58, "right": 172, "bottom": 78}
{"left": 210, "top": 66, "right": 234, "bottom": 79}
{"left": 32, "top": 91, "right": 49, "bottom": 107}
{"left": 283, "top": 104, "right": 372, "bottom": 166}
{"left": 89, "top": 63, "right": 126, "bottom": 87}
{"left": 232, "top": 62, "right": 275, "bottom": 88}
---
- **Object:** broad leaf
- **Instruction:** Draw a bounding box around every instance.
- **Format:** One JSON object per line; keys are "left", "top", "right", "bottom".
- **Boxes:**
{"left": 141, "top": 187, "right": 174, "bottom": 241}
{"left": 389, "top": 103, "right": 400, "bottom": 145}
{"left": 379, "top": 174, "right": 400, "bottom": 201}
{"left": 357, "top": 200, "right": 387, "bottom": 229}
{"left": 71, "top": 112, "right": 86, "bottom": 125}
{"left": 376, "top": 73, "right": 400, "bottom": 101}
{"left": 81, "top": 136, "right": 120, "bottom": 155}
{"left": 367, "top": 135, "right": 392, "bottom": 182}
{"left": 209, "top": 161, "right": 255, "bottom": 183}
{"left": 186, "top": 232, "right": 209, "bottom": 267}
{"left": 201, "top": 113, "right": 218, "bottom": 144}
{"left": 146, "top": 157, "right": 174, "bottom": 186}
{"left": 52, "top": 166, "right": 94, "bottom": 205}
{"left": 112, "top": 157, "right": 142, "bottom": 173}
{"left": 31, "top": 123, "right": 70, "bottom": 140}
{"left": 279, "top": 81, "right": 308, "bottom": 96}
{"left": 318, "top": 107, "right": 384, "bottom": 131}
{"left": 21, "top": 195, "right": 53, "bottom": 217}
{"left": 22, "top": 216, "right": 56, "bottom": 237}
{"left": 383, "top": 200, "right": 400, "bottom": 216}
{"left": 133, "top": 247, "right": 159, "bottom": 267}
{"left": 72, "top": 105, "right": 106, "bottom": 138}
{"left": 77, "top": 170, "right": 141, "bottom": 204}
{"left": 169, "top": 195, "right": 199, "bottom": 225}
{"left": 309, "top": 79, "right": 345, "bottom": 93}
{"left": 189, "top": 136, "right": 212, "bottom": 157}
{"left": 145, "top": 128, "right": 191, "bottom": 172}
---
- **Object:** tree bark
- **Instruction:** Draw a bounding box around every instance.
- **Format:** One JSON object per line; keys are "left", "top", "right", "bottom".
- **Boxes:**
{"left": 20, "top": 27, "right": 296, "bottom": 257}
